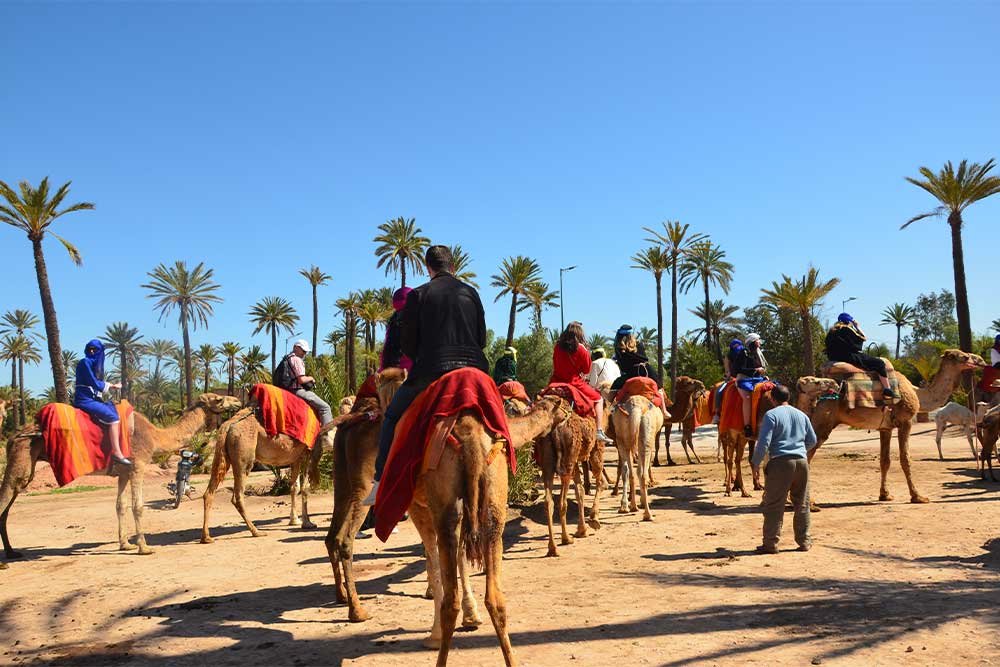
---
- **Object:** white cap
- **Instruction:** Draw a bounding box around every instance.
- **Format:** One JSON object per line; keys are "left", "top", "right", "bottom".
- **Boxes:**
{"left": 745, "top": 333, "right": 762, "bottom": 344}
{"left": 293, "top": 339, "right": 310, "bottom": 352}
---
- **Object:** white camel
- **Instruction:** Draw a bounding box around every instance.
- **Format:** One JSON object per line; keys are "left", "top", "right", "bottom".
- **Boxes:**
{"left": 934, "top": 401, "right": 977, "bottom": 462}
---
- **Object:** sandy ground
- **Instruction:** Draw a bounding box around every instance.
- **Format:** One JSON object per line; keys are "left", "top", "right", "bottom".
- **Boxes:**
{"left": 2, "top": 424, "right": 998, "bottom": 667}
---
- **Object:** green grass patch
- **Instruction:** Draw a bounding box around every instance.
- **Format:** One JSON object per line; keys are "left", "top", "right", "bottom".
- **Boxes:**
{"left": 28, "top": 485, "right": 107, "bottom": 496}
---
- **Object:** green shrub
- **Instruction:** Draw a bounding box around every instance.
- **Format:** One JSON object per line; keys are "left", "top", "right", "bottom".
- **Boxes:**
{"left": 507, "top": 445, "right": 539, "bottom": 506}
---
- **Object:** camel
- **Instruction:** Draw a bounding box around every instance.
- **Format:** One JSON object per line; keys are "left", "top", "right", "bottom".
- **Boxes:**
{"left": 934, "top": 401, "right": 977, "bottom": 461}
{"left": 325, "top": 370, "right": 568, "bottom": 666}
{"left": 535, "top": 398, "right": 605, "bottom": 556}
{"left": 976, "top": 405, "right": 1000, "bottom": 481}
{"left": 797, "top": 349, "right": 985, "bottom": 503}
{"left": 653, "top": 376, "right": 707, "bottom": 466}
{"left": 717, "top": 387, "right": 774, "bottom": 498}
{"left": 610, "top": 393, "right": 664, "bottom": 521}
{"left": 0, "top": 399, "right": 7, "bottom": 430}
{"left": 200, "top": 401, "right": 335, "bottom": 543}
{"left": 1, "top": 393, "right": 239, "bottom": 559}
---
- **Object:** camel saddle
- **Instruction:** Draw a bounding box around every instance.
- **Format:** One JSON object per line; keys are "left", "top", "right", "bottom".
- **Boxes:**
{"left": 820, "top": 359, "right": 899, "bottom": 410}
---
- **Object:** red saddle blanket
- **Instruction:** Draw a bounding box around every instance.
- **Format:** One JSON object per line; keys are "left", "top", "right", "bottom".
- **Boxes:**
{"left": 718, "top": 381, "right": 775, "bottom": 435}
{"left": 497, "top": 380, "right": 530, "bottom": 405}
{"left": 250, "top": 384, "right": 321, "bottom": 448}
{"left": 36, "top": 401, "right": 134, "bottom": 487}
{"left": 613, "top": 377, "right": 662, "bottom": 407}
{"left": 539, "top": 382, "right": 595, "bottom": 418}
{"left": 375, "top": 368, "right": 514, "bottom": 541}
{"left": 979, "top": 366, "right": 1000, "bottom": 393}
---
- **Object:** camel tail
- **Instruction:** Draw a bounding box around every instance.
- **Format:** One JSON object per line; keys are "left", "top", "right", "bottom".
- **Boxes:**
{"left": 461, "top": 424, "right": 490, "bottom": 571}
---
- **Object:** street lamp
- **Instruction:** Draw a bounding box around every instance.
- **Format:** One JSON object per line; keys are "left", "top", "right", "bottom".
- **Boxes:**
{"left": 559, "top": 266, "right": 577, "bottom": 331}
{"left": 285, "top": 331, "right": 303, "bottom": 355}
{"left": 841, "top": 296, "right": 857, "bottom": 312}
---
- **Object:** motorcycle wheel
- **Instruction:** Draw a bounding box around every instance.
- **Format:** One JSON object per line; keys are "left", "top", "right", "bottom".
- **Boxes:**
{"left": 174, "top": 480, "right": 187, "bottom": 509}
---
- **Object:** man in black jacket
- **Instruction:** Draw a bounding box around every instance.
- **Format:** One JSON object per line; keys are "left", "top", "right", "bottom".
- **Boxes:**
{"left": 363, "top": 245, "right": 489, "bottom": 505}
{"left": 825, "top": 313, "right": 895, "bottom": 398}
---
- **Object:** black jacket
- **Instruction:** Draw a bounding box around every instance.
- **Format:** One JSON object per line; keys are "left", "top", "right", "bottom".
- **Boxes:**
{"left": 381, "top": 311, "right": 404, "bottom": 369}
{"left": 728, "top": 348, "right": 758, "bottom": 376}
{"left": 825, "top": 324, "right": 864, "bottom": 361}
{"left": 401, "top": 273, "right": 489, "bottom": 389}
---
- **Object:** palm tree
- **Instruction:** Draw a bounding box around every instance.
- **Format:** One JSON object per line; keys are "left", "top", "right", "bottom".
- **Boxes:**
{"left": 324, "top": 328, "right": 345, "bottom": 357}
{"left": 880, "top": 303, "right": 916, "bottom": 358}
{"left": 0, "top": 178, "right": 94, "bottom": 403}
{"left": 1, "top": 335, "right": 41, "bottom": 425}
{"left": 336, "top": 292, "right": 362, "bottom": 392}
{"left": 144, "top": 338, "right": 179, "bottom": 377}
{"left": 491, "top": 256, "right": 543, "bottom": 347}
{"left": 299, "top": 265, "right": 331, "bottom": 357}
{"left": 449, "top": 244, "right": 478, "bottom": 288}
{"left": 135, "top": 370, "right": 172, "bottom": 422}
{"left": 679, "top": 241, "right": 734, "bottom": 365}
{"left": 517, "top": 280, "right": 559, "bottom": 332}
{"left": 194, "top": 343, "right": 220, "bottom": 394}
{"left": 586, "top": 333, "right": 611, "bottom": 353}
{"left": 373, "top": 217, "right": 430, "bottom": 288}
{"left": 61, "top": 349, "right": 79, "bottom": 384}
{"left": 238, "top": 344, "right": 270, "bottom": 400}
{"left": 637, "top": 326, "right": 658, "bottom": 353}
{"left": 904, "top": 159, "right": 1000, "bottom": 353}
{"left": 645, "top": 221, "right": 706, "bottom": 397}
{"left": 165, "top": 348, "right": 187, "bottom": 400}
{"left": 357, "top": 288, "right": 393, "bottom": 373}
{"left": 760, "top": 267, "right": 840, "bottom": 375}
{"left": 218, "top": 341, "right": 242, "bottom": 397}
{"left": 632, "top": 246, "right": 671, "bottom": 376}
{"left": 689, "top": 300, "right": 743, "bottom": 353}
{"left": 101, "top": 322, "right": 144, "bottom": 402}
{"left": 992, "top": 318, "right": 1000, "bottom": 333}
{"left": 142, "top": 261, "right": 222, "bottom": 407}
{"left": 250, "top": 296, "right": 299, "bottom": 374}
{"left": 0, "top": 309, "right": 42, "bottom": 408}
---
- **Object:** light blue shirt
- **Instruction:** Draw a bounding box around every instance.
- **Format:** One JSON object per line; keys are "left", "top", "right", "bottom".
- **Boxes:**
{"left": 751, "top": 404, "right": 817, "bottom": 467}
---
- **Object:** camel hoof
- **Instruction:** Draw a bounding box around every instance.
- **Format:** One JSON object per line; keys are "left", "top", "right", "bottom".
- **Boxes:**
{"left": 249, "top": 530, "right": 261, "bottom": 538}
{"left": 301, "top": 520, "right": 317, "bottom": 530}
{"left": 587, "top": 519, "right": 601, "bottom": 531}
{"left": 137, "top": 547, "right": 154, "bottom": 556}
{"left": 200, "top": 536, "right": 214, "bottom": 544}
{"left": 561, "top": 535, "right": 574, "bottom": 546}
{"left": 878, "top": 493, "right": 893, "bottom": 502}
{"left": 809, "top": 502, "right": 821, "bottom": 513}
{"left": 574, "top": 528, "right": 588, "bottom": 539}
{"left": 546, "top": 546, "right": 558, "bottom": 557}
{"left": 119, "top": 542, "right": 138, "bottom": 552}
{"left": 423, "top": 635, "right": 442, "bottom": 650}
{"left": 642, "top": 513, "right": 652, "bottom": 522}
{"left": 0, "top": 561, "right": 7, "bottom": 569}
{"left": 667, "top": 460, "right": 677, "bottom": 467}
{"left": 741, "top": 491, "right": 752, "bottom": 498}
{"left": 610, "top": 490, "right": 619, "bottom": 497}
{"left": 462, "top": 615, "right": 483, "bottom": 629}
{"left": 349, "top": 608, "right": 371, "bottom": 623}
{"left": 910, "top": 495, "right": 930, "bottom": 504}
{"left": 289, "top": 519, "right": 302, "bottom": 527}
{"left": 617, "top": 507, "right": 629, "bottom": 514}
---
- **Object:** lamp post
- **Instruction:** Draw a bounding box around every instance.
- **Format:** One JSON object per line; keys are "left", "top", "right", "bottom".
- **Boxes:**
{"left": 842, "top": 296, "right": 857, "bottom": 312}
{"left": 285, "top": 331, "right": 303, "bottom": 356}
{"left": 559, "top": 266, "right": 577, "bottom": 331}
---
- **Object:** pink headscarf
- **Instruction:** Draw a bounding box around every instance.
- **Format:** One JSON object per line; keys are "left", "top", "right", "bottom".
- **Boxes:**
{"left": 392, "top": 287, "right": 413, "bottom": 312}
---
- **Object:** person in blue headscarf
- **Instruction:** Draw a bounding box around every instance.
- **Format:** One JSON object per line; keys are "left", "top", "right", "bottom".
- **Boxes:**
{"left": 74, "top": 339, "right": 130, "bottom": 465}
{"left": 825, "top": 313, "right": 894, "bottom": 399}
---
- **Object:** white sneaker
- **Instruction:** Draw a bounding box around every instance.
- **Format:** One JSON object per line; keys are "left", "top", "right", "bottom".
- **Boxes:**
{"left": 596, "top": 430, "right": 614, "bottom": 444}
{"left": 361, "top": 481, "right": 379, "bottom": 506}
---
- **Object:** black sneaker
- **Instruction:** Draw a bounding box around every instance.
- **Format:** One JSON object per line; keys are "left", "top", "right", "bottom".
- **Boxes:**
{"left": 743, "top": 425, "right": 754, "bottom": 438}
{"left": 882, "top": 388, "right": 896, "bottom": 399}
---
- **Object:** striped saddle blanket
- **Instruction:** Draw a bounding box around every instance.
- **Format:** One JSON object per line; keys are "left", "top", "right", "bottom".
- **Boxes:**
{"left": 250, "top": 384, "right": 321, "bottom": 448}
{"left": 36, "top": 401, "right": 134, "bottom": 487}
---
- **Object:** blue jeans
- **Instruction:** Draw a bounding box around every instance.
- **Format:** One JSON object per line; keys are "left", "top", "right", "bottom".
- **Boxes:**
{"left": 374, "top": 384, "right": 421, "bottom": 481}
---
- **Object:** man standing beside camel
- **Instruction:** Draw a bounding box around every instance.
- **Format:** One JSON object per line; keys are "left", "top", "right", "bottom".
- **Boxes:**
{"left": 750, "top": 384, "right": 817, "bottom": 554}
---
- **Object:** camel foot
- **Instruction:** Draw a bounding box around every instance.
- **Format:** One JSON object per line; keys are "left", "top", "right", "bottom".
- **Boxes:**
{"left": 574, "top": 528, "right": 588, "bottom": 539}
{"left": 301, "top": 520, "right": 317, "bottom": 530}
{"left": 741, "top": 491, "right": 752, "bottom": 499}
{"left": 610, "top": 489, "right": 619, "bottom": 497}
{"left": 587, "top": 519, "right": 601, "bottom": 531}
{"left": 335, "top": 587, "right": 348, "bottom": 604}
{"left": 289, "top": 518, "right": 302, "bottom": 527}
{"left": 910, "top": 494, "right": 930, "bottom": 504}
{"left": 200, "top": 535, "right": 214, "bottom": 544}
{"left": 462, "top": 613, "right": 483, "bottom": 629}
{"left": 753, "top": 482, "right": 763, "bottom": 491}
{"left": 119, "top": 542, "right": 138, "bottom": 552}
{"left": 546, "top": 544, "right": 558, "bottom": 557}
{"left": 349, "top": 607, "right": 371, "bottom": 623}
{"left": 653, "top": 457, "right": 661, "bottom": 467}
{"left": 0, "top": 561, "right": 7, "bottom": 569}
{"left": 422, "top": 635, "right": 442, "bottom": 650}
{"left": 560, "top": 535, "right": 574, "bottom": 546}
{"left": 629, "top": 504, "right": 638, "bottom": 513}
{"left": 249, "top": 529, "right": 261, "bottom": 538}
{"left": 617, "top": 506, "right": 629, "bottom": 514}
{"left": 878, "top": 492, "right": 893, "bottom": 502}
{"left": 809, "top": 501, "right": 821, "bottom": 513}
{"left": 642, "top": 513, "right": 652, "bottom": 522}
{"left": 137, "top": 546, "right": 154, "bottom": 556}
{"left": 667, "top": 459, "right": 677, "bottom": 467}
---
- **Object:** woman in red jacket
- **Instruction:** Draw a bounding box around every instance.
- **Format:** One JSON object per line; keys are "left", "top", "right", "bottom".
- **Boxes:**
{"left": 550, "top": 322, "right": 613, "bottom": 444}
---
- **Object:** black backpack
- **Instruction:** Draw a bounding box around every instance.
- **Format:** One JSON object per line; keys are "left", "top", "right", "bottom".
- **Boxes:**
{"left": 273, "top": 353, "right": 297, "bottom": 390}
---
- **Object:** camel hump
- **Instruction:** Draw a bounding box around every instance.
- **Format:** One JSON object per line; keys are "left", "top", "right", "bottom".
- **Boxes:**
{"left": 821, "top": 358, "right": 895, "bottom": 379}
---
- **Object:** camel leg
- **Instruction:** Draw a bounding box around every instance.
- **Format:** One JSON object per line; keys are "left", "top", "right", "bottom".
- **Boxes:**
{"left": 733, "top": 438, "right": 750, "bottom": 498}
{"left": 638, "top": 446, "right": 652, "bottom": 522}
{"left": 611, "top": 460, "right": 622, "bottom": 497}
{"left": 484, "top": 516, "right": 516, "bottom": 667}
{"left": 684, "top": 422, "right": 702, "bottom": 464}
{"left": 201, "top": 443, "right": 231, "bottom": 544}
{"left": 129, "top": 465, "right": 153, "bottom": 555}
{"left": 878, "top": 430, "right": 893, "bottom": 502}
{"left": 627, "top": 451, "right": 639, "bottom": 513}
{"left": 408, "top": 503, "right": 444, "bottom": 646}
{"left": 935, "top": 420, "right": 945, "bottom": 460}
{"left": 231, "top": 462, "right": 260, "bottom": 537}
{"left": 966, "top": 425, "right": 978, "bottom": 461}
{"left": 587, "top": 446, "right": 603, "bottom": 531}
{"left": 300, "top": 457, "right": 316, "bottom": 530}
{"left": 662, "top": 424, "right": 677, "bottom": 466}
{"left": 572, "top": 466, "right": 588, "bottom": 538}
{"left": 722, "top": 436, "right": 734, "bottom": 497}
{"left": 897, "top": 421, "right": 929, "bottom": 504}
{"left": 433, "top": 511, "right": 461, "bottom": 667}
{"left": 325, "top": 492, "right": 371, "bottom": 621}
{"left": 617, "top": 455, "right": 630, "bottom": 513}
{"left": 116, "top": 473, "right": 136, "bottom": 551}
{"left": 0, "top": 488, "right": 22, "bottom": 560}
{"left": 0, "top": 441, "right": 37, "bottom": 560}
{"left": 582, "top": 463, "right": 591, "bottom": 496}
{"left": 458, "top": 549, "right": 483, "bottom": 628}
{"left": 543, "top": 468, "right": 558, "bottom": 557}
{"left": 558, "top": 473, "right": 574, "bottom": 546}
{"left": 288, "top": 462, "right": 302, "bottom": 527}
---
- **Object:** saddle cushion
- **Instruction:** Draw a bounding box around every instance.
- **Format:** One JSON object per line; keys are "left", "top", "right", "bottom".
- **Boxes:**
{"left": 251, "top": 384, "right": 321, "bottom": 448}
{"left": 37, "top": 401, "right": 134, "bottom": 487}
{"left": 613, "top": 377, "right": 662, "bottom": 408}
{"left": 539, "top": 382, "right": 596, "bottom": 418}
{"left": 821, "top": 358, "right": 895, "bottom": 378}
{"left": 497, "top": 380, "right": 530, "bottom": 405}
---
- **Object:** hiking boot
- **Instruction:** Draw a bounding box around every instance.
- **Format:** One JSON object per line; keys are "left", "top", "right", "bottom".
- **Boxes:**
{"left": 743, "top": 425, "right": 754, "bottom": 438}
{"left": 796, "top": 541, "right": 812, "bottom": 552}
{"left": 597, "top": 430, "right": 614, "bottom": 444}
{"left": 882, "top": 388, "right": 896, "bottom": 399}
{"left": 755, "top": 544, "right": 778, "bottom": 555}
{"left": 361, "top": 480, "right": 379, "bottom": 506}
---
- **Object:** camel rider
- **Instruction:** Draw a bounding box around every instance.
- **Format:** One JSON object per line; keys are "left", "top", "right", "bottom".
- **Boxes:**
{"left": 825, "top": 313, "right": 895, "bottom": 399}
{"left": 991, "top": 335, "right": 1000, "bottom": 368}
{"left": 364, "top": 244, "right": 489, "bottom": 505}
{"left": 276, "top": 340, "right": 334, "bottom": 427}
{"left": 586, "top": 348, "right": 620, "bottom": 390}
{"left": 74, "top": 339, "right": 129, "bottom": 466}
{"left": 380, "top": 287, "right": 414, "bottom": 373}
{"left": 492, "top": 347, "right": 518, "bottom": 385}
{"left": 611, "top": 331, "right": 671, "bottom": 422}
{"left": 729, "top": 335, "right": 769, "bottom": 438}
{"left": 549, "top": 322, "right": 613, "bottom": 444}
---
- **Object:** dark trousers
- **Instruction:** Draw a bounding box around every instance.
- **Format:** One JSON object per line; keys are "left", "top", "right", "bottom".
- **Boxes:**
{"left": 847, "top": 353, "right": 888, "bottom": 379}
{"left": 760, "top": 456, "right": 811, "bottom": 549}
{"left": 374, "top": 384, "right": 421, "bottom": 481}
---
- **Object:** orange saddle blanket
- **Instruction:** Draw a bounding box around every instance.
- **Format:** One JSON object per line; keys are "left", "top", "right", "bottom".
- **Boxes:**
{"left": 250, "top": 384, "right": 321, "bottom": 448}
{"left": 375, "top": 368, "right": 514, "bottom": 542}
{"left": 36, "top": 401, "right": 134, "bottom": 487}
{"left": 613, "top": 377, "right": 663, "bottom": 408}
{"left": 718, "top": 381, "right": 775, "bottom": 435}
{"left": 497, "top": 380, "right": 530, "bottom": 405}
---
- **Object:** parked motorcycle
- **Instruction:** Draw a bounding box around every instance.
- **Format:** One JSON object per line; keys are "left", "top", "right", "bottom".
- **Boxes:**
{"left": 168, "top": 449, "right": 202, "bottom": 508}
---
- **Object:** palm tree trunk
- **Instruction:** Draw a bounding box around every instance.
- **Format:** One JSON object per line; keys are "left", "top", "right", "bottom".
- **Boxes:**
{"left": 801, "top": 311, "right": 815, "bottom": 376}
{"left": 654, "top": 274, "right": 664, "bottom": 383}
{"left": 311, "top": 286, "right": 318, "bottom": 358}
{"left": 948, "top": 212, "right": 972, "bottom": 353}
{"left": 181, "top": 310, "right": 193, "bottom": 408}
{"left": 18, "top": 357, "right": 25, "bottom": 424}
{"left": 10, "top": 360, "right": 17, "bottom": 425}
{"left": 401, "top": 262, "right": 407, "bottom": 289}
{"left": 228, "top": 358, "right": 235, "bottom": 397}
{"left": 270, "top": 328, "right": 278, "bottom": 376}
{"left": 30, "top": 237, "right": 69, "bottom": 403}
{"left": 895, "top": 325, "right": 902, "bottom": 359}
{"left": 669, "top": 258, "right": 679, "bottom": 399}
{"left": 506, "top": 292, "right": 517, "bottom": 348}
{"left": 122, "top": 355, "right": 129, "bottom": 403}
{"left": 203, "top": 363, "right": 209, "bottom": 394}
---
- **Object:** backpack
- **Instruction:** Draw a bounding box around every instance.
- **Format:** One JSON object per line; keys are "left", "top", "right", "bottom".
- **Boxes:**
{"left": 273, "top": 353, "right": 297, "bottom": 390}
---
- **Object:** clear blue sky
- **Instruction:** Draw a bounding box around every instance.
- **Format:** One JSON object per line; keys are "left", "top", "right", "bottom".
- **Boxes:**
{"left": 3, "top": 2, "right": 999, "bottom": 393}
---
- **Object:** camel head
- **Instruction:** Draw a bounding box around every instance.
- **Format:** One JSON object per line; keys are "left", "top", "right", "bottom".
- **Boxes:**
{"left": 197, "top": 393, "right": 243, "bottom": 428}
{"left": 507, "top": 394, "right": 572, "bottom": 449}
{"left": 376, "top": 368, "right": 407, "bottom": 412}
{"left": 338, "top": 395, "right": 356, "bottom": 415}
{"left": 796, "top": 377, "right": 840, "bottom": 414}
{"left": 940, "top": 349, "right": 987, "bottom": 371}
{"left": 675, "top": 376, "right": 706, "bottom": 396}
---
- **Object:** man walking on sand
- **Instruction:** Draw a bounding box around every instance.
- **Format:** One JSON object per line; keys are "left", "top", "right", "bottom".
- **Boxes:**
{"left": 750, "top": 384, "right": 817, "bottom": 554}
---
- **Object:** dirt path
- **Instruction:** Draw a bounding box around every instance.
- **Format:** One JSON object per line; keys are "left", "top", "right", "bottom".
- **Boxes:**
{"left": 2, "top": 425, "right": 998, "bottom": 666}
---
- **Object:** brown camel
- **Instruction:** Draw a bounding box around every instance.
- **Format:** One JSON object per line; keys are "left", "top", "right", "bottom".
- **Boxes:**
{"left": 610, "top": 393, "right": 664, "bottom": 520}
{"left": 797, "top": 349, "right": 984, "bottom": 503}
{"left": 0, "top": 393, "right": 239, "bottom": 559}
{"left": 718, "top": 388, "right": 774, "bottom": 498}
{"left": 325, "top": 370, "right": 567, "bottom": 666}
{"left": 200, "top": 402, "right": 335, "bottom": 543}
{"left": 535, "top": 398, "right": 604, "bottom": 556}
{"left": 654, "top": 376, "right": 707, "bottom": 466}
{"left": 977, "top": 405, "right": 1000, "bottom": 481}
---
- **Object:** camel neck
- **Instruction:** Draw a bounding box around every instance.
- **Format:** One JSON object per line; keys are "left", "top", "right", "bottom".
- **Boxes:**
{"left": 916, "top": 363, "right": 964, "bottom": 412}
{"left": 508, "top": 406, "right": 558, "bottom": 449}
{"left": 134, "top": 406, "right": 207, "bottom": 455}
